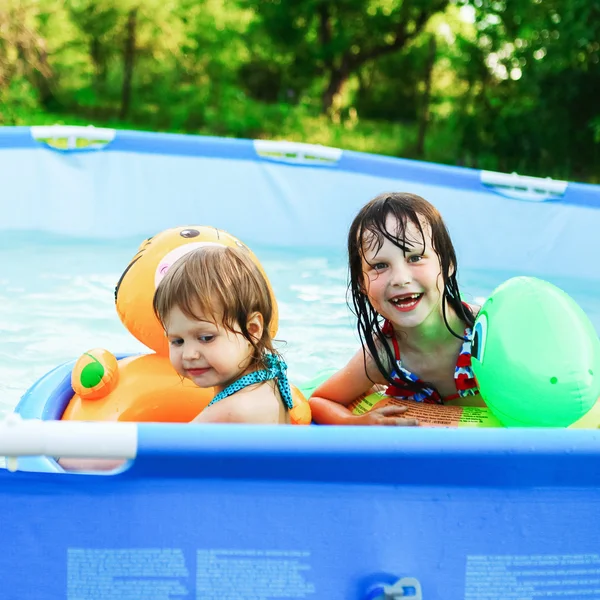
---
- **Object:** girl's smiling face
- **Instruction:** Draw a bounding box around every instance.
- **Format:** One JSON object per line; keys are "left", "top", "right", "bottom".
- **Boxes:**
{"left": 361, "top": 214, "right": 444, "bottom": 330}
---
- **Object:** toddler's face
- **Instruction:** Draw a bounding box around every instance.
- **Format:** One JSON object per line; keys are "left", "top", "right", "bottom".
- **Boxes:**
{"left": 165, "top": 304, "right": 253, "bottom": 392}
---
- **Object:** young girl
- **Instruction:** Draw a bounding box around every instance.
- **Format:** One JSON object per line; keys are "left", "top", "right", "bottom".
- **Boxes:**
{"left": 153, "top": 244, "right": 300, "bottom": 425}
{"left": 59, "top": 244, "right": 302, "bottom": 471}
{"left": 309, "top": 192, "right": 483, "bottom": 426}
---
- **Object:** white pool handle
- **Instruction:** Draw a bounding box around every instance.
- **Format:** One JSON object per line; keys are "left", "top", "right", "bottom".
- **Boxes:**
{"left": 253, "top": 139, "right": 342, "bottom": 163}
{"left": 0, "top": 413, "right": 137, "bottom": 459}
{"left": 480, "top": 169, "right": 568, "bottom": 202}
{"left": 30, "top": 125, "right": 116, "bottom": 150}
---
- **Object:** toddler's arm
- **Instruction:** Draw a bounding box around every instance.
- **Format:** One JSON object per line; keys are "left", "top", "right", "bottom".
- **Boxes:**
{"left": 57, "top": 458, "right": 126, "bottom": 471}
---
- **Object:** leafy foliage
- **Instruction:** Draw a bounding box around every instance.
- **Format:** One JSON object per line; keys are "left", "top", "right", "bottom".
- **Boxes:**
{"left": 0, "top": 0, "right": 598, "bottom": 181}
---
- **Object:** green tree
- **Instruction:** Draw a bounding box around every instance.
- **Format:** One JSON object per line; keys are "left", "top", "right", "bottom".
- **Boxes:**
{"left": 456, "top": 0, "right": 600, "bottom": 179}
{"left": 242, "top": 0, "right": 450, "bottom": 115}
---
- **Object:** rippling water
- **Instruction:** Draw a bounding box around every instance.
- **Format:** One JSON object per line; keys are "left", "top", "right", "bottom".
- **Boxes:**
{"left": 1, "top": 233, "right": 599, "bottom": 417}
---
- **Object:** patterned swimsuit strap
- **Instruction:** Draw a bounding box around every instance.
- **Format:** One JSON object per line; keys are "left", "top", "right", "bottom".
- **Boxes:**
{"left": 208, "top": 353, "right": 294, "bottom": 409}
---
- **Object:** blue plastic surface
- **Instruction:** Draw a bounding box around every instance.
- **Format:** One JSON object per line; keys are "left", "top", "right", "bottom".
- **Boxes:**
{"left": 2, "top": 426, "right": 600, "bottom": 598}
{"left": 14, "top": 355, "right": 134, "bottom": 474}
{"left": 3, "top": 127, "right": 600, "bottom": 597}
{"left": 1, "top": 127, "right": 600, "bottom": 281}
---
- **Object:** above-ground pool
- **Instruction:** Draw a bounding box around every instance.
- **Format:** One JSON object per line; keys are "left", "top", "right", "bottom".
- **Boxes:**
{"left": 1, "top": 126, "right": 600, "bottom": 599}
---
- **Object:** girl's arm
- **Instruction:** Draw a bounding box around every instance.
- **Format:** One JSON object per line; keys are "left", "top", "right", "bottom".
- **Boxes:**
{"left": 192, "top": 402, "right": 252, "bottom": 424}
{"left": 309, "top": 348, "right": 418, "bottom": 426}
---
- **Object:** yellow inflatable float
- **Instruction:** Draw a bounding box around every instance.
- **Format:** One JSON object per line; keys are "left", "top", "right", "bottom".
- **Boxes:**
{"left": 347, "top": 391, "right": 600, "bottom": 429}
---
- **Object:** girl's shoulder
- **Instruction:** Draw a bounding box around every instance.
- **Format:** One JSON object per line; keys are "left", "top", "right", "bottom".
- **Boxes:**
{"left": 460, "top": 302, "right": 480, "bottom": 322}
{"left": 465, "top": 303, "right": 481, "bottom": 320}
{"left": 373, "top": 334, "right": 396, "bottom": 372}
{"left": 193, "top": 383, "right": 282, "bottom": 424}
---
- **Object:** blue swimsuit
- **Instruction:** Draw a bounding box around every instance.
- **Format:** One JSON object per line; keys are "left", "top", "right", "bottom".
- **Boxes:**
{"left": 208, "top": 353, "right": 294, "bottom": 409}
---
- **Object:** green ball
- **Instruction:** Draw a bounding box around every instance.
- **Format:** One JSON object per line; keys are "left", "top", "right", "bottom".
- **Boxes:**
{"left": 471, "top": 277, "right": 600, "bottom": 427}
{"left": 80, "top": 361, "right": 105, "bottom": 389}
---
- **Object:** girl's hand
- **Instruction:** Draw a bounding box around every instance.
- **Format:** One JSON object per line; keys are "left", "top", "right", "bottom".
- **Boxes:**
{"left": 354, "top": 405, "right": 419, "bottom": 426}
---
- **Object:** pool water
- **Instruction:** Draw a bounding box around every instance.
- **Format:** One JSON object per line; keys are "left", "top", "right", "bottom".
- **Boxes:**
{"left": 1, "top": 233, "right": 599, "bottom": 417}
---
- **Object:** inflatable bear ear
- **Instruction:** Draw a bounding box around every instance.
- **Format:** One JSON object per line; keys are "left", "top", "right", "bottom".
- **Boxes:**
{"left": 471, "top": 276, "right": 600, "bottom": 427}
{"left": 71, "top": 349, "right": 119, "bottom": 400}
{"left": 114, "top": 226, "right": 279, "bottom": 356}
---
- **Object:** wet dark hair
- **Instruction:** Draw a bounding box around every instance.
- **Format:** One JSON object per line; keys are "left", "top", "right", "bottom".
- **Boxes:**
{"left": 348, "top": 192, "right": 475, "bottom": 388}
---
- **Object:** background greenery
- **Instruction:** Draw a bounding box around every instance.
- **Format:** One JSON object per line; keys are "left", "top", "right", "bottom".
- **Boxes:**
{"left": 1, "top": 0, "right": 598, "bottom": 182}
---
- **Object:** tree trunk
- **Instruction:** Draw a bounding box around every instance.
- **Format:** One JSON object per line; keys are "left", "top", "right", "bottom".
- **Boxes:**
{"left": 14, "top": 21, "right": 56, "bottom": 109}
{"left": 416, "top": 35, "right": 437, "bottom": 157}
{"left": 90, "top": 37, "right": 108, "bottom": 96}
{"left": 120, "top": 7, "right": 137, "bottom": 120}
{"left": 322, "top": 64, "right": 349, "bottom": 115}
{"left": 318, "top": 3, "right": 339, "bottom": 114}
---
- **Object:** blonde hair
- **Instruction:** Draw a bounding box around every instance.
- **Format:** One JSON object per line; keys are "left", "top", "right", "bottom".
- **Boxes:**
{"left": 153, "top": 245, "right": 276, "bottom": 371}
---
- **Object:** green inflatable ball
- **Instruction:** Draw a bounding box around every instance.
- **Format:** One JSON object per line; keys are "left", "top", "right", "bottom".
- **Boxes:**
{"left": 471, "top": 277, "right": 600, "bottom": 427}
